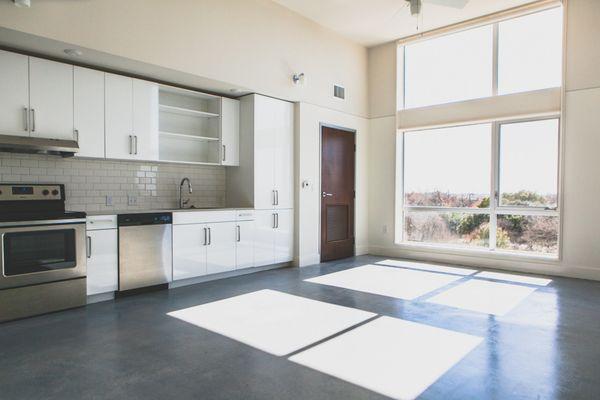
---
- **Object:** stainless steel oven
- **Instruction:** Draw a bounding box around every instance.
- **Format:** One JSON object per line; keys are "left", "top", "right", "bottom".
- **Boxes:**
{"left": 0, "top": 183, "right": 87, "bottom": 323}
{"left": 0, "top": 221, "right": 86, "bottom": 289}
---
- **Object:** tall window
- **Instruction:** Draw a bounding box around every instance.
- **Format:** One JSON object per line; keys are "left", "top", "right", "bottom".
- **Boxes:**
{"left": 402, "top": 118, "right": 560, "bottom": 255}
{"left": 403, "top": 7, "right": 563, "bottom": 109}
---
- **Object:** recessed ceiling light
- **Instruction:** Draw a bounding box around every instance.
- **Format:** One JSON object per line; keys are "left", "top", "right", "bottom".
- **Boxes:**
{"left": 64, "top": 49, "right": 83, "bottom": 57}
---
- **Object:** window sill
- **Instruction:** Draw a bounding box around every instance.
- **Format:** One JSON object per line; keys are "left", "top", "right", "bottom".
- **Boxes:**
{"left": 394, "top": 241, "right": 560, "bottom": 264}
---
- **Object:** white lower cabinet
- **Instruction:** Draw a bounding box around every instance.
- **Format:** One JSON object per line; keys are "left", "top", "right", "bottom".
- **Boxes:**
{"left": 236, "top": 220, "right": 255, "bottom": 270}
{"left": 206, "top": 222, "right": 237, "bottom": 275}
{"left": 86, "top": 229, "right": 118, "bottom": 296}
{"left": 173, "top": 223, "right": 207, "bottom": 280}
{"left": 254, "top": 209, "right": 294, "bottom": 267}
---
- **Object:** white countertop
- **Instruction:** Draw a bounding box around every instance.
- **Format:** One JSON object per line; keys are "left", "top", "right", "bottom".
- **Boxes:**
{"left": 86, "top": 207, "right": 253, "bottom": 216}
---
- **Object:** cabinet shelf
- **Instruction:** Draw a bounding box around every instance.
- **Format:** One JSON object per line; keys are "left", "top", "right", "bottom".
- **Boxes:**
{"left": 159, "top": 104, "right": 219, "bottom": 118}
{"left": 159, "top": 131, "right": 219, "bottom": 142}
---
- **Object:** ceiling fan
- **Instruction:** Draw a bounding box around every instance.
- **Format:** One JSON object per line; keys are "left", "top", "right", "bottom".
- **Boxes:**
{"left": 405, "top": 0, "right": 470, "bottom": 16}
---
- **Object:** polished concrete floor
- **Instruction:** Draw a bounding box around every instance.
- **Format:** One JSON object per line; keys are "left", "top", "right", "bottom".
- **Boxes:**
{"left": 1, "top": 255, "right": 599, "bottom": 400}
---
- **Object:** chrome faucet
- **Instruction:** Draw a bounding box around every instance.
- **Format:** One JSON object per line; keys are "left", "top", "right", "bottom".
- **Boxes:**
{"left": 179, "top": 177, "right": 193, "bottom": 209}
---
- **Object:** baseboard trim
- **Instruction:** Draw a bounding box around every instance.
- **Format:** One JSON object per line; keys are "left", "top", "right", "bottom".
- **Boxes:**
{"left": 368, "top": 245, "right": 600, "bottom": 281}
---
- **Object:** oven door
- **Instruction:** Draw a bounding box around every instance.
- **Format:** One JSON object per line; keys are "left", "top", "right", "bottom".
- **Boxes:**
{"left": 0, "top": 222, "right": 86, "bottom": 289}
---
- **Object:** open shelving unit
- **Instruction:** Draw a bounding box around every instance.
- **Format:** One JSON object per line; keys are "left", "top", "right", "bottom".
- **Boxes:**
{"left": 158, "top": 85, "right": 222, "bottom": 165}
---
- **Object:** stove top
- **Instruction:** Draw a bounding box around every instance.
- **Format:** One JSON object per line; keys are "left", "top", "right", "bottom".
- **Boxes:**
{"left": 0, "top": 210, "right": 87, "bottom": 223}
{"left": 0, "top": 183, "right": 86, "bottom": 223}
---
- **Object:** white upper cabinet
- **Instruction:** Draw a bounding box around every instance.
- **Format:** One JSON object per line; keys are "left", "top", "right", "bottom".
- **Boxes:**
{"left": 272, "top": 99, "right": 294, "bottom": 209}
{"left": 132, "top": 79, "right": 159, "bottom": 160}
{"left": 105, "top": 73, "right": 133, "bottom": 159}
{"left": 0, "top": 50, "right": 29, "bottom": 137}
{"left": 253, "top": 95, "right": 277, "bottom": 209}
{"left": 74, "top": 67, "right": 105, "bottom": 158}
{"left": 29, "top": 57, "right": 74, "bottom": 140}
{"left": 220, "top": 97, "right": 240, "bottom": 166}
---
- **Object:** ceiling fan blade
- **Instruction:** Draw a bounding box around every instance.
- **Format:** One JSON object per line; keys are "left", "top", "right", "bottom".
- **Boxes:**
{"left": 425, "top": 0, "right": 470, "bottom": 9}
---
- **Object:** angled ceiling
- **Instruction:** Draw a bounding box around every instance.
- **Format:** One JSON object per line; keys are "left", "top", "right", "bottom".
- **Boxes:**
{"left": 272, "top": 0, "right": 541, "bottom": 47}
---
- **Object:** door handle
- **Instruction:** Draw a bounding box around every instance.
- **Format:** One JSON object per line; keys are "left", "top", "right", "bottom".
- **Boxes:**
{"left": 23, "top": 107, "right": 28, "bottom": 131}
{"left": 207, "top": 227, "right": 211, "bottom": 245}
{"left": 236, "top": 225, "right": 241, "bottom": 242}
{"left": 272, "top": 213, "right": 277, "bottom": 229}
{"left": 30, "top": 108, "right": 36, "bottom": 132}
{"left": 322, "top": 192, "right": 333, "bottom": 198}
{"left": 86, "top": 236, "right": 92, "bottom": 259}
{"left": 134, "top": 135, "right": 138, "bottom": 155}
{"left": 203, "top": 227, "right": 208, "bottom": 245}
{"left": 129, "top": 135, "right": 133, "bottom": 155}
{"left": 222, "top": 145, "right": 226, "bottom": 162}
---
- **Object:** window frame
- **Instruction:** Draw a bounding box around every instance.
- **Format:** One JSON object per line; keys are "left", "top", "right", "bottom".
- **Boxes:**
{"left": 401, "top": 7, "right": 562, "bottom": 110}
{"left": 397, "top": 115, "right": 561, "bottom": 259}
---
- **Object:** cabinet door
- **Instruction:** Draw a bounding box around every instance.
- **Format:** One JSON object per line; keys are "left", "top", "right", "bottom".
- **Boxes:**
{"left": 132, "top": 79, "right": 159, "bottom": 161}
{"left": 173, "top": 224, "right": 207, "bottom": 280}
{"left": 253, "top": 210, "right": 276, "bottom": 267}
{"left": 29, "top": 57, "right": 74, "bottom": 140}
{"left": 273, "top": 100, "right": 294, "bottom": 209}
{"left": 0, "top": 50, "right": 29, "bottom": 137}
{"left": 74, "top": 67, "right": 105, "bottom": 158}
{"left": 236, "top": 220, "right": 255, "bottom": 270}
{"left": 86, "top": 229, "right": 118, "bottom": 296}
{"left": 221, "top": 97, "right": 240, "bottom": 166}
{"left": 105, "top": 74, "right": 134, "bottom": 159}
{"left": 274, "top": 209, "right": 294, "bottom": 264}
{"left": 253, "top": 95, "right": 276, "bottom": 209}
{"left": 206, "top": 222, "right": 237, "bottom": 275}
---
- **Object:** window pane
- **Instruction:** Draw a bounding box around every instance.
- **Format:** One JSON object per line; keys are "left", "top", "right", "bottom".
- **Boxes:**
{"left": 404, "top": 124, "right": 491, "bottom": 208}
{"left": 498, "top": 8, "right": 563, "bottom": 95}
{"left": 497, "top": 215, "right": 558, "bottom": 254}
{"left": 405, "top": 211, "right": 490, "bottom": 247}
{"left": 499, "top": 119, "right": 559, "bottom": 208}
{"left": 404, "top": 26, "right": 493, "bottom": 109}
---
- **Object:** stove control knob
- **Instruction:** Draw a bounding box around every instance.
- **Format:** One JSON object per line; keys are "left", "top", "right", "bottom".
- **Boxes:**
{"left": 42, "top": 189, "right": 50, "bottom": 196}
{"left": 51, "top": 189, "right": 59, "bottom": 196}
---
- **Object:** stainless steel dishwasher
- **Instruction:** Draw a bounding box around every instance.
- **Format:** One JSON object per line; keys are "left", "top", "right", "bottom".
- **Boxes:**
{"left": 118, "top": 213, "right": 172, "bottom": 292}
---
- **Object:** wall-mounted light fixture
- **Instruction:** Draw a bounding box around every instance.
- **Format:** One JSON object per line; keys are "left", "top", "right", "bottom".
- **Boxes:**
{"left": 13, "top": 0, "right": 31, "bottom": 7}
{"left": 292, "top": 72, "right": 306, "bottom": 86}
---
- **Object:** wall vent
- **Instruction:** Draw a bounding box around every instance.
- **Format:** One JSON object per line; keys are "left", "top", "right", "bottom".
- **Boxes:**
{"left": 333, "top": 85, "right": 345, "bottom": 100}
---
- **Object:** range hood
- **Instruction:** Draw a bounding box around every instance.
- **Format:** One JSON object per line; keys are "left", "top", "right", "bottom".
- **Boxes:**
{"left": 0, "top": 135, "right": 78, "bottom": 157}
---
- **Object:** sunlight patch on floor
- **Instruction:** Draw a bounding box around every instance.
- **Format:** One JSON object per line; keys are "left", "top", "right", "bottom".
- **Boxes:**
{"left": 290, "top": 316, "right": 482, "bottom": 400}
{"left": 427, "top": 279, "right": 537, "bottom": 316}
{"left": 167, "top": 289, "right": 375, "bottom": 356}
{"left": 475, "top": 271, "right": 552, "bottom": 286}
{"left": 305, "top": 264, "right": 462, "bottom": 300}
{"left": 376, "top": 259, "right": 477, "bottom": 276}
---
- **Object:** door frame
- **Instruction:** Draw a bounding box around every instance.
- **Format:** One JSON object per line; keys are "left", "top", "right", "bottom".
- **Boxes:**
{"left": 318, "top": 123, "right": 357, "bottom": 261}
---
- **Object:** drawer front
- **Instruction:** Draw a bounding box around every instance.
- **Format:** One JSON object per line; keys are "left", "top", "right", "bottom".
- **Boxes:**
{"left": 173, "top": 210, "right": 237, "bottom": 225}
{"left": 86, "top": 215, "right": 117, "bottom": 230}
{"left": 236, "top": 210, "right": 255, "bottom": 221}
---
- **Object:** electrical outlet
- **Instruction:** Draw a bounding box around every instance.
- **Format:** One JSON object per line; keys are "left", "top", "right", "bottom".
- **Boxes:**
{"left": 105, "top": 195, "right": 113, "bottom": 206}
{"left": 127, "top": 195, "right": 137, "bottom": 206}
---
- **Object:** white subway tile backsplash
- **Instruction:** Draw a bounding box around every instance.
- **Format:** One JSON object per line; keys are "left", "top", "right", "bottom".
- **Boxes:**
{"left": 0, "top": 152, "right": 226, "bottom": 211}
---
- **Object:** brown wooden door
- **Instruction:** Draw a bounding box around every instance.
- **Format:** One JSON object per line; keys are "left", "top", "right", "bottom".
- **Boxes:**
{"left": 321, "top": 126, "right": 355, "bottom": 262}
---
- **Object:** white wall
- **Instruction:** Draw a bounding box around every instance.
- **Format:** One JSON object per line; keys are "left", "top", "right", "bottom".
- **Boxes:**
{"left": 295, "top": 102, "right": 369, "bottom": 266}
{"left": 0, "top": 0, "right": 368, "bottom": 117}
{"left": 367, "top": 0, "right": 600, "bottom": 281}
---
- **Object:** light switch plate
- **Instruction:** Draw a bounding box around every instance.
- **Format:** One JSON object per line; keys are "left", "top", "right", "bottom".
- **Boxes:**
{"left": 105, "top": 195, "right": 113, "bottom": 206}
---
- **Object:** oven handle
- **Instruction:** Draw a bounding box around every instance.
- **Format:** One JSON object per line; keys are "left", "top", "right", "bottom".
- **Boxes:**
{"left": 0, "top": 219, "right": 86, "bottom": 228}
{"left": 0, "top": 233, "right": 4, "bottom": 278}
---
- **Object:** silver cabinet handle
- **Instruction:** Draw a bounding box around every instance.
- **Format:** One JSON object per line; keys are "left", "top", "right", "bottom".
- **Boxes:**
{"left": 23, "top": 107, "right": 28, "bottom": 131}
{"left": 30, "top": 108, "right": 35, "bottom": 132}
{"left": 222, "top": 145, "right": 226, "bottom": 162}
{"left": 236, "top": 225, "right": 241, "bottom": 242}
{"left": 86, "top": 236, "right": 92, "bottom": 258}
{"left": 203, "top": 227, "right": 207, "bottom": 245}
{"left": 276, "top": 213, "right": 279, "bottom": 229}
{"left": 276, "top": 190, "right": 279, "bottom": 205}
{"left": 272, "top": 213, "right": 277, "bottom": 229}
{"left": 272, "top": 190, "right": 276, "bottom": 206}
{"left": 207, "top": 227, "right": 211, "bottom": 245}
{"left": 135, "top": 135, "right": 138, "bottom": 155}
{"left": 129, "top": 135, "right": 133, "bottom": 155}
{"left": 322, "top": 192, "right": 333, "bottom": 198}
{"left": 74, "top": 129, "right": 79, "bottom": 142}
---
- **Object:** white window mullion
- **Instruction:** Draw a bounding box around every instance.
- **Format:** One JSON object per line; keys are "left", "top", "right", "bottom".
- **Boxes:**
{"left": 490, "top": 122, "right": 499, "bottom": 250}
